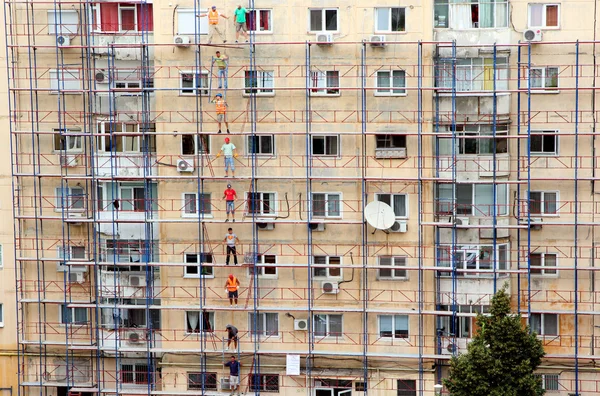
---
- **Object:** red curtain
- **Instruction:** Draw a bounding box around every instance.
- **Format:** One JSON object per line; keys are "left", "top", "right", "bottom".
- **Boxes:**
{"left": 98, "top": 3, "right": 153, "bottom": 32}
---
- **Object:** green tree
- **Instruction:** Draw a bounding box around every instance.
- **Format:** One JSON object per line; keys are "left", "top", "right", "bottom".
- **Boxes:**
{"left": 443, "top": 285, "right": 546, "bottom": 396}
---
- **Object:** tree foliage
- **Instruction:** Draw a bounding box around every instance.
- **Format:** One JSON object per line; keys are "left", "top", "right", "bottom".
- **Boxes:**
{"left": 443, "top": 285, "right": 546, "bottom": 396}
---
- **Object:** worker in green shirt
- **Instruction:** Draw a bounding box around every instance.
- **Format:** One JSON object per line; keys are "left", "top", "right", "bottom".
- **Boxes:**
{"left": 233, "top": 5, "right": 249, "bottom": 43}
{"left": 213, "top": 51, "right": 228, "bottom": 89}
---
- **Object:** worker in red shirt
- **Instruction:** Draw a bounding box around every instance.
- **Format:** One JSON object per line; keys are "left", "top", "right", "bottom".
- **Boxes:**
{"left": 222, "top": 183, "right": 237, "bottom": 222}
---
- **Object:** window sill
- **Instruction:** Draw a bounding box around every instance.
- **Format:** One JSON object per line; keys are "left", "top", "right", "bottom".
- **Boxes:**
{"left": 530, "top": 274, "right": 559, "bottom": 278}
{"left": 183, "top": 274, "right": 215, "bottom": 279}
{"left": 379, "top": 337, "right": 410, "bottom": 341}
{"left": 308, "top": 30, "right": 339, "bottom": 34}
{"left": 242, "top": 92, "right": 275, "bottom": 97}
{"left": 530, "top": 153, "right": 559, "bottom": 156}
{"left": 54, "top": 150, "right": 84, "bottom": 154}
{"left": 434, "top": 27, "right": 509, "bottom": 30}
{"left": 310, "top": 155, "right": 341, "bottom": 159}
{"left": 374, "top": 92, "right": 407, "bottom": 97}
{"left": 251, "top": 274, "right": 279, "bottom": 280}
{"left": 182, "top": 214, "right": 214, "bottom": 219}
{"left": 249, "top": 31, "right": 273, "bottom": 35}
{"left": 528, "top": 89, "right": 560, "bottom": 94}
{"left": 377, "top": 277, "right": 409, "bottom": 281}
{"left": 244, "top": 153, "right": 276, "bottom": 158}
{"left": 435, "top": 92, "right": 511, "bottom": 97}
{"left": 374, "top": 31, "right": 407, "bottom": 35}
{"left": 180, "top": 93, "right": 209, "bottom": 97}
{"left": 245, "top": 214, "right": 278, "bottom": 219}
{"left": 528, "top": 26, "right": 560, "bottom": 30}
{"left": 50, "top": 92, "right": 82, "bottom": 95}
{"left": 310, "top": 93, "right": 341, "bottom": 97}
{"left": 311, "top": 216, "right": 343, "bottom": 220}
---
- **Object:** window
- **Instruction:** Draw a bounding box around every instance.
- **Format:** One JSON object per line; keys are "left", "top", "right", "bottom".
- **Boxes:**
{"left": 397, "top": 380, "right": 416, "bottom": 396}
{"left": 101, "top": 298, "right": 160, "bottom": 329}
{"left": 376, "top": 134, "right": 407, "bottom": 149}
{"left": 102, "top": 240, "right": 158, "bottom": 268}
{"left": 528, "top": 4, "right": 559, "bottom": 28}
{"left": 251, "top": 374, "right": 279, "bottom": 392}
{"left": 119, "top": 184, "right": 158, "bottom": 212}
{"left": 530, "top": 253, "right": 557, "bottom": 275}
{"left": 375, "top": 8, "right": 406, "bottom": 32}
{"left": 93, "top": 3, "right": 153, "bottom": 32}
{"left": 376, "top": 194, "right": 407, "bottom": 218}
{"left": 434, "top": 0, "right": 508, "bottom": 28}
{"left": 309, "top": 8, "right": 338, "bottom": 31}
{"left": 437, "top": 244, "right": 509, "bottom": 277}
{"left": 53, "top": 128, "right": 83, "bottom": 152}
{"left": 188, "top": 372, "right": 217, "bottom": 390}
{"left": 55, "top": 187, "right": 85, "bottom": 212}
{"left": 60, "top": 305, "right": 88, "bottom": 325}
{"left": 248, "top": 254, "right": 277, "bottom": 277}
{"left": 530, "top": 130, "right": 558, "bottom": 155}
{"left": 244, "top": 70, "right": 274, "bottom": 95}
{"left": 89, "top": 4, "right": 101, "bottom": 32}
{"left": 248, "top": 313, "right": 279, "bottom": 336}
{"left": 57, "top": 246, "right": 87, "bottom": 272}
{"left": 378, "top": 256, "right": 407, "bottom": 279}
{"left": 113, "top": 69, "right": 153, "bottom": 93}
{"left": 48, "top": 10, "right": 79, "bottom": 34}
{"left": 184, "top": 253, "right": 214, "bottom": 277}
{"left": 121, "top": 362, "right": 150, "bottom": 384}
{"left": 313, "top": 314, "right": 342, "bottom": 337}
{"left": 0, "top": 304, "right": 3, "bottom": 327}
{"left": 376, "top": 70, "right": 406, "bottom": 95}
{"left": 530, "top": 313, "right": 559, "bottom": 336}
{"left": 535, "top": 374, "right": 559, "bottom": 391}
{"left": 246, "top": 192, "right": 276, "bottom": 216}
{"left": 438, "top": 305, "right": 490, "bottom": 338}
{"left": 0, "top": 245, "right": 3, "bottom": 269}
{"left": 180, "top": 71, "right": 209, "bottom": 95}
{"left": 247, "top": 9, "right": 272, "bottom": 33}
{"left": 182, "top": 193, "right": 212, "bottom": 217}
{"left": 436, "top": 183, "right": 508, "bottom": 216}
{"left": 96, "top": 122, "right": 156, "bottom": 153}
{"left": 529, "top": 191, "right": 557, "bottom": 215}
{"left": 439, "top": 124, "right": 509, "bottom": 155}
{"left": 247, "top": 135, "right": 274, "bottom": 155}
{"left": 181, "top": 134, "right": 210, "bottom": 155}
{"left": 435, "top": 58, "right": 509, "bottom": 92}
{"left": 119, "top": 5, "right": 137, "bottom": 31}
{"left": 311, "top": 135, "right": 340, "bottom": 156}
{"left": 177, "top": 9, "right": 209, "bottom": 34}
{"left": 311, "top": 193, "right": 341, "bottom": 218}
{"left": 310, "top": 70, "right": 340, "bottom": 95}
{"left": 313, "top": 256, "right": 341, "bottom": 278}
{"left": 529, "top": 67, "right": 559, "bottom": 90}
{"left": 50, "top": 69, "right": 81, "bottom": 92}
{"left": 379, "top": 315, "right": 409, "bottom": 338}
{"left": 185, "top": 311, "right": 214, "bottom": 333}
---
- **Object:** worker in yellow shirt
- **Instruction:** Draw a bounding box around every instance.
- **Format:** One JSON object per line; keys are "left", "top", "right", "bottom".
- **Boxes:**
{"left": 213, "top": 51, "right": 229, "bottom": 89}
{"left": 211, "top": 93, "right": 230, "bottom": 134}
{"left": 200, "top": 5, "right": 228, "bottom": 44}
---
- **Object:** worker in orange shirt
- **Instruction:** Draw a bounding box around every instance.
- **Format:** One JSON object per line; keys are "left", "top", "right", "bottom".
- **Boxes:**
{"left": 211, "top": 93, "right": 230, "bottom": 134}
{"left": 200, "top": 5, "right": 228, "bottom": 44}
{"left": 224, "top": 273, "right": 240, "bottom": 307}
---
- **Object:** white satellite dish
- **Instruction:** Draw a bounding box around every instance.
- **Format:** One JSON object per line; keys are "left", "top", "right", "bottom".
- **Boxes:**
{"left": 364, "top": 201, "right": 396, "bottom": 230}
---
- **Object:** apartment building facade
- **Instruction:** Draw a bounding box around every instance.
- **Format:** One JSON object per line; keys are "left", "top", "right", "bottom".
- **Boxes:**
{"left": 4, "top": 0, "right": 600, "bottom": 395}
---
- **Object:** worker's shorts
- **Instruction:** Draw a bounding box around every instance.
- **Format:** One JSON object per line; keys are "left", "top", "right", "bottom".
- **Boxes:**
{"left": 230, "top": 375, "right": 239, "bottom": 386}
{"left": 226, "top": 200, "right": 235, "bottom": 213}
{"left": 228, "top": 290, "right": 238, "bottom": 299}
{"left": 217, "top": 113, "right": 227, "bottom": 123}
{"left": 224, "top": 156, "right": 235, "bottom": 171}
{"left": 235, "top": 22, "right": 247, "bottom": 32}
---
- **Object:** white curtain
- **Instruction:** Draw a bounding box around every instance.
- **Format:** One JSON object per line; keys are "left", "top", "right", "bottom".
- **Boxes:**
{"left": 187, "top": 311, "right": 199, "bottom": 332}
{"left": 450, "top": 2, "right": 472, "bottom": 30}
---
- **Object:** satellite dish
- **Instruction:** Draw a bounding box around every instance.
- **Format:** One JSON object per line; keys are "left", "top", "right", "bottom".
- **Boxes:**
{"left": 364, "top": 201, "right": 395, "bottom": 230}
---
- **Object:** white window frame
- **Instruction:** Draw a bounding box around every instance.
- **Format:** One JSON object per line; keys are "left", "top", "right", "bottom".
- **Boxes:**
{"left": 530, "top": 252, "right": 558, "bottom": 276}
{"left": 435, "top": 57, "right": 509, "bottom": 92}
{"left": 47, "top": 9, "right": 79, "bottom": 35}
{"left": 60, "top": 304, "right": 88, "bottom": 325}
{"left": 57, "top": 245, "right": 87, "bottom": 272}
{"left": 0, "top": 244, "right": 3, "bottom": 269}
{"left": 53, "top": 128, "right": 83, "bottom": 152}
{"left": 245, "top": 192, "right": 277, "bottom": 217}
{"left": 120, "top": 361, "right": 151, "bottom": 385}
{"left": 181, "top": 134, "right": 210, "bottom": 155}
{"left": 434, "top": 0, "right": 509, "bottom": 29}
{"left": 530, "top": 313, "right": 559, "bottom": 337}
{"left": 375, "top": 193, "right": 408, "bottom": 219}
{"left": 308, "top": 8, "right": 339, "bottom": 32}
{"left": 437, "top": 183, "right": 509, "bottom": 216}
{"left": 50, "top": 69, "right": 81, "bottom": 93}
{"left": 183, "top": 252, "right": 214, "bottom": 278}
{"left": 530, "top": 130, "right": 559, "bottom": 155}
{"left": 246, "top": 135, "right": 275, "bottom": 156}
{"left": 118, "top": 5, "right": 138, "bottom": 32}
{"left": 247, "top": 9, "right": 273, "bottom": 34}
{"left": 96, "top": 122, "right": 156, "bottom": 154}
{"left": 528, "top": 66, "right": 559, "bottom": 90}
{"left": 89, "top": 4, "right": 101, "bottom": 33}
{"left": 311, "top": 135, "right": 340, "bottom": 157}
{"left": 113, "top": 69, "right": 142, "bottom": 93}
{"left": 243, "top": 70, "right": 275, "bottom": 96}
{"left": 528, "top": 191, "right": 558, "bottom": 216}
{"left": 248, "top": 312, "right": 279, "bottom": 337}
{"left": 310, "top": 70, "right": 340, "bottom": 96}
{"left": 180, "top": 71, "right": 209, "bottom": 96}
{"left": 535, "top": 374, "right": 559, "bottom": 391}
{"left": 439, "top": 124, "right": 509, "bottom": 155}
{"left": 312, "top": 314, "right": 343, "bottom": 338}
{"left": 528, "top": 3, "right": 560, "bottom": 29}
{"left": 247, "top": 254, "right": 278, "bottom": 278}
{"left": 377, "top": 314, "right": 409, "bottom": 339}
{"left": 311, "top": 192, "right": 342, "bottom": 219}
{"left": 181, "top": 193, "right": 213, "bottom": 218}
{"left": 437, "top": 244, "right": 509, "bottom": 277}
{"left": 177, "top": 8, "right": 209, "bottom": 35}
{"left": 374, "top": 7, "right": 407, "bottom": 33}
{"left": 374, "top": 70, "right": 407, "bottom": 96}
{"left": 312, "top": 255, "right": 342, "bottom": 279}
{"left": 55, "top": 186, "right": 86, "bottom": 212}
{"left": 185, "top": 311, "right": 214, "bottom": 334}
{"left": 438, "top": 304, "right": 490, "bottom": 338}
{"left": 0, "top": 304, "right": 3, "bottom": 327}
{"left": 377, "top": 256, "right": 407, "bottom": 280}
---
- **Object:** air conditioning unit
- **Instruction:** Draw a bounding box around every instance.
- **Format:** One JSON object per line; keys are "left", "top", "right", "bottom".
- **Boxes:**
{"left": 388, "top": 220, "right": 407, "bottom": 233}
{"left": 257, "top": 222, "right": 275, "bottom": 230}
{"left": 129, "top": 275, "right": 146, "bottom": 287}
{"left": 315, "top": 33, "right": 333, "bottom": 45}
{"left": 60, "top": 155, "right": 78, "bottom": 168}
{"left": 455, "top": 217, "right": 470, "bottom": 226}
{"left": 321, "top": 281, "right": 339, "bottom": 294}
{"left": 95, "top": 70, "right": 107, "bottom": 83}
{"left": 57, "top": 35, "right": 71, "bottom": 47}
{"left": 375, "top": 147, "right": 407, "bottom": 159}
{"left": 128, "top": 331, "right": 141, "bottom": 343}
{"left": 174, "top": 35, "right": 191, "bottom": 47}
{"left": 177, "top": 159, "right": 194, "bottom": 173}
{"left": 523, "top": 29, "right": 542, "bottom": 43}
{"left": 68, "top": 272, "right": 84, "bottom": 283}
{"left": 294, "top": 319, "right": 309, "bottom": 331}
{"left": 220, "top": 378, "right": 232, "bottom": 390}
{"left": 309, "top": 222, "right": 326, "bottom": 232}
{"left": 369, "top": 35, "right": 386, "bottom": 47}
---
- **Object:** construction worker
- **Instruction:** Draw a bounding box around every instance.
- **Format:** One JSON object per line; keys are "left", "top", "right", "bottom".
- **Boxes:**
{"left": 224, "top": 354, "right": 241, "bottom": 395}
{"left": 211, "top": 93, "right": 230, "bottom": 134}
{"left": 233, "top": 5, "right": 249, "bottom": 43}
{"left": 199, "top": 6, "right": 228, "bottom": 44}
{"left": 223, "top": 227, "right": 240, "bottom": 265}
{"left": 216, "top": 137, "right": 238, "bottom": 177}
{"left": 213, "top": 51, "right": 229, "bottom": 89}
{"left": 222, "top": 183, "right": 237, "bottom": 222}
{"left": 224, "top": 275, "right": 240, "bottom": 306}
